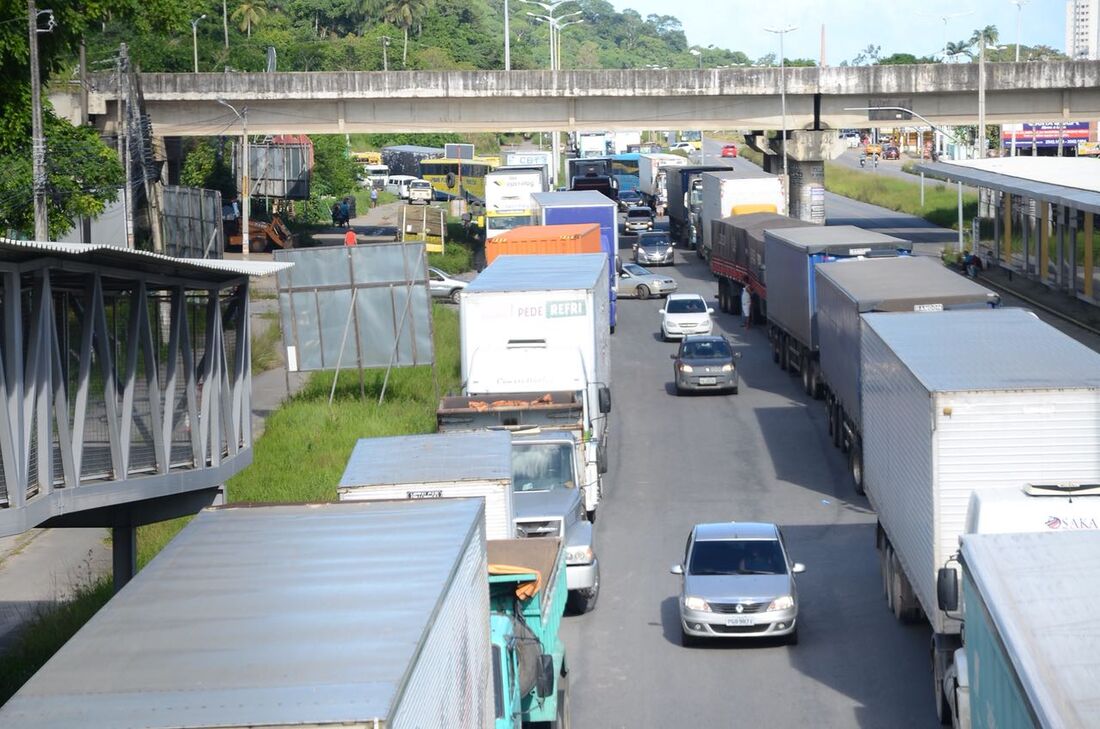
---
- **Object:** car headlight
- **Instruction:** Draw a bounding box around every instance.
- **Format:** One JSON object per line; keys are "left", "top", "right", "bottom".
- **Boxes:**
{"left": 683, "top": 596, "right": 710, "bottom": 612}
{"left": 721, "top": 363, "right": 733, "bottom": 372}
{"left": 767, "top": 596, "right": 795, "bottom": 611}
{"left": 666, "top": 247, "right": 673, "bottom": 254}
{"left": 679, "top": 363, "right": 693, "bottom": 373}
{"left": 566, "top": 546, "right": 594, "bottom": 565}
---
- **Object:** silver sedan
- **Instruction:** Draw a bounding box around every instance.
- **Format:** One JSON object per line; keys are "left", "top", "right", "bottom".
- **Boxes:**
{"left": 671, "top": 521, "right": 805, "bottom": 646}
{"left": 428, "top": 267, "right": 467, "bottom": 303}
{"left": 616, "top": 262, "right": 678, "bottom": 300}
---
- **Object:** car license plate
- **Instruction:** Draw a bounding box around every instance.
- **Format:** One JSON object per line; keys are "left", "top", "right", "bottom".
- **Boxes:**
{"left": 699, "top": 377, "right": 717, "bottom": 385}
{"left": 726, "top": 616, "right": 755, "bottom": 626}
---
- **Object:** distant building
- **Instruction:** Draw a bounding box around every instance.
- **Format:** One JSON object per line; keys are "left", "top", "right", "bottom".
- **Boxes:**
{"left": 1066, "top": 0, "right": 1100, "bottom": 60}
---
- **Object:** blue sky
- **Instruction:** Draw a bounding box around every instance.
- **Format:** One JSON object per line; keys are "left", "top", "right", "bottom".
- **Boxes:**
{"left": 610, "top": 0, "right": 1065, "bottom": 65}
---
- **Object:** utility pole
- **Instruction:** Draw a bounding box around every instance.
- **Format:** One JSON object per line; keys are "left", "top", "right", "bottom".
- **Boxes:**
{"left": 381, "top": 36, "right": 390, "bottom": 71}
{"left": 219, "top": 100, "right": 250, "bottom": 259}
{"left": 28, "top": 0, "right": 53, "bottom": 240}
{"left": 978, "top": 42, "right": 986, "bottom": 158}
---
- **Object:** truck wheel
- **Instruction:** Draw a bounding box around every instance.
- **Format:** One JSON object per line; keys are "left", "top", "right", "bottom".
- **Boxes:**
{"left": 567, "top": 564, "right": 600, "bottom": 614}
{"left": 932, "top": 644, "right": 951, "bottom": 725}
{"left": 554, "top": 675, "right": 572, "bottom": 729}
{"left": 849, "top": 442, "right": 865, "bottom": 495}
{"left": 832, "top": 404, "right": 844, "bottom": 449}
{"left": 636, "top": 284, "right": 650, "bottom": 300}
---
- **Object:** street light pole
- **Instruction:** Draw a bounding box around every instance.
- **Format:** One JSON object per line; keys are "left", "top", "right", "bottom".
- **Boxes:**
{"left": 218, "top": 100, "right": 250, "bottom": 259}
{"left": 764, "top": 24, "right": 796, "bottom": 178}
{"left": 381, "top": 36, "right": 390, "bottom": 71}
{"left": 1010, "top": 0, "right": 1029, "bottom": 156}
{"left": 504, "top": 0, "right": 511, "bottom": 70}
{"left": 191, "top": 14, "right": 206, "bottom": 73}
{"left": 28, "top": 0, "right": 53, "bottom": 240}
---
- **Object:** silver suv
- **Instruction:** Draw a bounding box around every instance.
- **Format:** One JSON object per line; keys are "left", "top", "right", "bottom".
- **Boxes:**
{"left": 671, "top": 522, "right": 805, "bottom": 646}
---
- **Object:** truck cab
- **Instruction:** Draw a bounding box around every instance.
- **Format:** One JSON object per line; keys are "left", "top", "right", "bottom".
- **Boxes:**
{"left": 511, "top": 431, "right": 600, "bottom": 614}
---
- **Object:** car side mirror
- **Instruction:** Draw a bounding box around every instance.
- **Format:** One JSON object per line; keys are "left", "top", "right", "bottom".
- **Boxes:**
{"left": 598, "top": 386, "right": 611, "bottom": 414}
{"left": 670, "top": 353, "right": 679, "bottom": 360}
{"left": 734, "top": 352, "right": 743, "bottom": 359}
{"left": 658, "top": 310, "right": 665, "bottom": 315}
{"left": 937, "top": 567, "right": 959, "bottom": 612}
{"left": 791, "top": 562, "right": 806, "bottom": 574}
{"left": 536, "top": 654, "right": 555, "bottom": 698}
{"left": 707, "top": 308, "right": 715, "bottom": 315}
{"left": 670, "top": 564, "right": 684, "bottom": 575}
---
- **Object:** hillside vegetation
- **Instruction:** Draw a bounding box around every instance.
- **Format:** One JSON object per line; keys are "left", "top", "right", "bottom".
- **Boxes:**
{"left": 86, "top": 0, "right": 758, "bottom": 74}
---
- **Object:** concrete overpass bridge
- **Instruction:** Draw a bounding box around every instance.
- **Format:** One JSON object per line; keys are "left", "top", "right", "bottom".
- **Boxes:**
{"left": 54, "top": 62, "right": 1100, "bottom": 136}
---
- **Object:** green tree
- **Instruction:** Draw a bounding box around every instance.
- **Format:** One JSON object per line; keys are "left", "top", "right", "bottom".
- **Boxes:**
{"left": 232, "top": 0, "right": 270, "bottom": 37}
{"left": 945, "top": 40, "right": 973, "bottom": 62}
{"left": 877, "top": 52, "right": 935, "bottom": 65}
{"left": 382, "top": 0, "right": 431, "bottom": 66}
{"left": 310, "top": 135, "right": 358, "bottom": 196}
{"left": 969, "top": 25, "right": 999, "bottom": 48}
{"left": 180, "top": 139, "right": 237, "bottom": 199}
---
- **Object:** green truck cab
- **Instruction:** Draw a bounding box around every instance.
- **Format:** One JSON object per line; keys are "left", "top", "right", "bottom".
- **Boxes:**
{"left": 488, "top": 538, "right": 570, "bottom": 728}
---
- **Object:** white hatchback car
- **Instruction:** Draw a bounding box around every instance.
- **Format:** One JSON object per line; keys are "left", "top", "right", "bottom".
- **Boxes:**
{"left": 659, "top": 293, "right": 714, "bottom": 340}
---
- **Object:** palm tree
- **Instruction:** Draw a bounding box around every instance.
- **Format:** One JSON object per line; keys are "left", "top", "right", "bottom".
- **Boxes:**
{"left": 382, "top": 0, "right": 432, "bottom": 66}
{"left": 231, "top": 0, "right": 269, "bottom": 38}
{"left": 969, "top": 25, "right": 999, "bottom": 48}
{"left": 945, "top": 40, "right": 973, "bottom": 62}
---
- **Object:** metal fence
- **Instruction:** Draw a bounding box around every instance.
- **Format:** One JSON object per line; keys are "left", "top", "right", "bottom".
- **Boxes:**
{"left": 161, "top": 186, "right": 224, "bottom": 259}
{"left": 274, "top": 243, "right": 434, "bottom": 372}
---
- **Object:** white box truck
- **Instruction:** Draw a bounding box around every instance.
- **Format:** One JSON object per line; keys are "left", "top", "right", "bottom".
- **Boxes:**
{"left": 638, "top": 153, "right": 688, "bottom": 213}
{"left": 0, "top": 499, "right": 493, "bottom": 729}
{"left": 483, "top": 166, "right": 544, "bottom": 240}
{"left": 337, "top": 430, "right": 516, "bottom": 540}
{"left": 860, "top": 307, "right": 1100, "bottom": 721}
{"left": 461, "top": 253, "right": 612, "bottom": 518}
{"left": 502, "top": 149, "right": 553, "bottom": 183}
{"left": 698, "top": 169, "right": 788, "bottom": 260}
{"left": 939, "top": 530, "right": 1100, "bottom": 729}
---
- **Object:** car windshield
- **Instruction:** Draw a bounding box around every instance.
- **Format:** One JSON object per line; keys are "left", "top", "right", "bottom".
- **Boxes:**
{"left": 639, "top": 235, "right": 670, "bottom": 249}
{"left": 621, "top": 191, "right": 640, "bottom": 201}
{"left": 682, "top": 339, "right": 731, "bottom": 359}
{"left": 689, "top": 539, "right": 786, "bottom": 576}
{"left": 512, "top": 443, "right": 574, "bottom": 492}
{"left": 627, "top": 209, "right": 652, "bottom": 219}
{"left": 622, "top": 263, "right": 650, "bottom": 276}
{"left": 666, "top": 298, "right": 706, "bottom": 314}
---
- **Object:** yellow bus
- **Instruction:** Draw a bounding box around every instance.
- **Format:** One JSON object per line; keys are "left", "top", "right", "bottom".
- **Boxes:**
{"left": 419, "top": 158, "right": 498, "bottom": 203}
{"left": 351, "top": 151, "right": 382, "bottom": 165}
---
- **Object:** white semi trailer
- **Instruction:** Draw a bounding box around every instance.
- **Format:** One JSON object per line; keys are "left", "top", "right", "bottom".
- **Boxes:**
{"left": 860, "top": 307, "right": 1100, "bottom": 723}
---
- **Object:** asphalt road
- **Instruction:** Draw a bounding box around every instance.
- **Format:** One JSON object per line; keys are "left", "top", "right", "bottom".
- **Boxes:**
{"left": 560, "top": 220, "right": 938, "bottom": 728}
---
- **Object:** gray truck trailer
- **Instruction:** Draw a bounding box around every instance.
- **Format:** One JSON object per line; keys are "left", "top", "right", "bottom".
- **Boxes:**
{"left": 814, "top": 256, "right": 998, "bottom": 492}
{"left": 764, "top": 225, "right": 907, "bottom": 395}
{"left": 0, "top": 499, "right": 493, "bottom": 728}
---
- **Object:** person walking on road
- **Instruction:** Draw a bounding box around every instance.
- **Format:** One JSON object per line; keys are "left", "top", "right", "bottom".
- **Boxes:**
{"left": 370, "top": 187, "right": 378, "bottom": 208}
{"left": 331, "top": 202, "right": 340, "bottom": 227}
{"left": 741, "top": 287, "right": 752, "bottom": 329}
{"left": 344, "top": 228, "right": 357, "bottom": 246}
{"left": 339, "top": 200, "right": 351, "bottom": 228}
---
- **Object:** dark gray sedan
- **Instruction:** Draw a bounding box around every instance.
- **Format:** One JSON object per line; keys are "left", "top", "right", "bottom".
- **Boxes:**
{"left": 670, "top": 335, "right": 740, "bottom": 395}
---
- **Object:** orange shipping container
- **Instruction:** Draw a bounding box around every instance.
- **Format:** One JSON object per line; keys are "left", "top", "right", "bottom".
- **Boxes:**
{"left": 485, "top": 224, "right": 602, "bottom": 265}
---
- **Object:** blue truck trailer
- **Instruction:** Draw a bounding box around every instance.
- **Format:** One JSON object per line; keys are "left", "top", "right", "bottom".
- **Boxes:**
{"left": 489, "top": 538, "right": 570, "bottom": 727}
{"left": 532, "top": 190, "right": 619, "bottom": 333}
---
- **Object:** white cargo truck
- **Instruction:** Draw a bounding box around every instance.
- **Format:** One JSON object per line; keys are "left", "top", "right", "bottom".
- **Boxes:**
{"left": 0, "top": 499, "right": 493, "bottom": 729}
{"left": 860, "top": 308, "right": 1100, "bottom": 722}
{"left": 483, "top": 166, "right": 545, "bottom": 239}
{"left": 502, "top": 149, "right": 553, "bottom": 184}
{"left": 461, "top": 254, "right": 612, "bottom": 518}
{"left": 698, "top": 169, "right": 788, "bottom": 260}
{"left": 938, "top": 530, "right": 1100, "bottom": 729}
{"left": 337, "top": 430, "right": 516, "bottom": 540}
{"left": 814, "top": 256, "right": 999, "bottom": 493}
{"left": 638, "top": 153, "right": 688, "bottom": 213}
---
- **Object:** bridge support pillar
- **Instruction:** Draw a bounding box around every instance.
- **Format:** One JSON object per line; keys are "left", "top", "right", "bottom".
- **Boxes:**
{"left": 112, "top": 524, "right": 137, "bottom": 593}
{"left": 780, "top": 131, "right": 843, "bottom": 225}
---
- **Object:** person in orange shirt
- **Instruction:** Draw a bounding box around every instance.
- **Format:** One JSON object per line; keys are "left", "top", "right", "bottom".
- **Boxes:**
{"left": 344, "top": 228, "right": 357, "bottom": 246}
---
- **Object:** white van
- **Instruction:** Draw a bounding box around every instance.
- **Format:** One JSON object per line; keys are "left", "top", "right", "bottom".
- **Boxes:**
{"left": 407, "top": 179, "right": 434, "bottom": 205}
{"left": 386, "top": 174, "right": 418, "bottom": 199}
